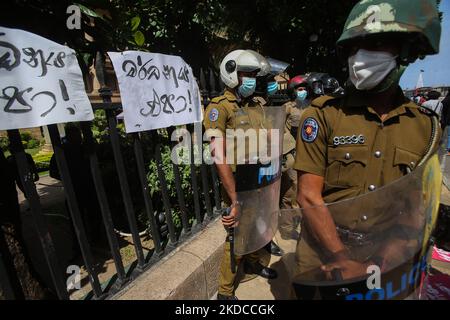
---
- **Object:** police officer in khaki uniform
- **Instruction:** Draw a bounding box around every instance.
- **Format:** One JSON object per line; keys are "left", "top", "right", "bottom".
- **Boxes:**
{"left": 293, "top": 0, "right": 442, "bottom": 288}
{"left": 203, "top": 49, "right": 278, "bottom": 300}
{"left": 279, "top": 76, "right": 309, "bottom": 239}
{"left": 249, "top": 50, "right": 285, "bottom": 257}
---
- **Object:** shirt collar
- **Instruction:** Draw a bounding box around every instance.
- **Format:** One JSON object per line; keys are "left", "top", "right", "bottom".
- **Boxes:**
{"left": 224, "top": 89, "right": 239, "bottom": 103}
{"left": 344, "top": 86, "right": 416, "bottom": 117}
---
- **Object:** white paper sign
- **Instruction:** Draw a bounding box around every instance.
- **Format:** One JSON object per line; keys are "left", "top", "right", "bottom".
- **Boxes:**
{"left": 0, "top": 27, "right": 94, "bottom": 130}
{"left": 108, "top": 50, "right": 202, "bottom": 133}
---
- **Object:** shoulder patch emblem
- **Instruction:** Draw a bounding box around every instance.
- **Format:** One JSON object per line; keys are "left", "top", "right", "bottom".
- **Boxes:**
{"left": 209, "top": 108, "right": 219, "bottom": 122}
{"left": 301, "top": 117, "right": 319, "bottom": 143}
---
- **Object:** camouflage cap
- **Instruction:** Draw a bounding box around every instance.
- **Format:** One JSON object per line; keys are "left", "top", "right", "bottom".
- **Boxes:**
{"left": 337, "top": 0, "right": 441, "bottom": 56}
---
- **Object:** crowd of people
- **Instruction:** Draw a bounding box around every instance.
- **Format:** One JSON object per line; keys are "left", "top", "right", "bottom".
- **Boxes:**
{"left": 205, "top": 0, "right": 446, "bottom": 300}
{"left": 414, "top": 90, "right": 450, "bottom": 153}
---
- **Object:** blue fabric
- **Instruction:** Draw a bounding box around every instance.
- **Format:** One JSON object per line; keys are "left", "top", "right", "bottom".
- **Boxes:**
{"left": 296, "top": 90, "right": 308, "bottom": 101}
{"left": 267, "top": 82, "right": 278, "bottom": 96}
{"left": 238, "top": 77, "right": 257, "bottom": 98}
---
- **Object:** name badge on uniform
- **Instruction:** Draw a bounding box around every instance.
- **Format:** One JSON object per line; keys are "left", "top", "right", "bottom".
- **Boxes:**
{"left": 333, "top": 134, "right": 365, "bottom": 146}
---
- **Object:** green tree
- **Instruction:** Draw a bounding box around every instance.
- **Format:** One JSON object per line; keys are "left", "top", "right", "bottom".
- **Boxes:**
{"left": 3, "top": 0, "right": 362, "bottom": 79}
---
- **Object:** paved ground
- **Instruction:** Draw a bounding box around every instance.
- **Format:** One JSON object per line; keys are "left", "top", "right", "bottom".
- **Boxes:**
{"left": 19, "top": 162, "right": 450, "bottom": 300}
{"left": 234, "top": 234, "right": 295, "bottom": 300}
{"left": 17, "top": 175, "right": 154, "bottom": 300}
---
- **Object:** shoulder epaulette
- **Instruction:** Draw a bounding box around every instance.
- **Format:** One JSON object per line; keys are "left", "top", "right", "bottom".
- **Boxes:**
{"left": 209, "top": 95, "right": 228, "bottom": 105}
{"left": 311, "top": 95, "right": 338, "bottom": 109}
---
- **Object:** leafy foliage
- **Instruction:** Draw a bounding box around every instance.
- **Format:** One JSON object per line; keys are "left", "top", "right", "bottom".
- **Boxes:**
{"left": 90, "top": 111, "right": 205, "bottom": 233}
{"left": 3, "top": 0, "right": 367, "bottom": 81}
{"left": 33, "top": 152, "right": 53, "bottom": 172}
{"left": 0, "top": 136, "right": 10, "bottom": 152}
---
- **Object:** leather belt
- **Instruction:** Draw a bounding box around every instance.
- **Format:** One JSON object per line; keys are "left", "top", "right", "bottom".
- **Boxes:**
{"left": 336, "top": 225, "right": 374, "bottom": 246}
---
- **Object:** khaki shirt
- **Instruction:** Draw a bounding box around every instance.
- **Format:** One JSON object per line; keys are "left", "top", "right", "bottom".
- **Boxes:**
{"left": 204, "top": 90, "right": 240, "bottom": 133}
{"left": 284, "top": 101, "right": 304, "bottom": 132}
{"left": 294, "top": 88, "right": 440, "bottom": 229}
{"left": 283, "top": 101, "right": 304, "bottom": 155}
{"left": 203, "top": 90, "right": 266, "bottom": 171}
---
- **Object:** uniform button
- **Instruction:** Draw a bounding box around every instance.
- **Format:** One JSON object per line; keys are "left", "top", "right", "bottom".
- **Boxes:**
{"left": 345, "top": 153, "right": 351, "bottom": 160}
{"left": 368, "top": 185, "right": 376, "bottom": 191}
{"left": 374, "top": 151, "right": 382, "bottom": 158}
{"left": 361, "top": 215, "right": 368, "bottom": 222}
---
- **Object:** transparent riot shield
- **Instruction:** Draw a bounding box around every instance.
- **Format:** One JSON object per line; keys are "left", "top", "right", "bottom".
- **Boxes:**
{"left": 233, "top": 105, "right": 285, "bottom": 256}
{"left": 440, "top": 126, "right": 450, "bottom": 189}
{"left": 276, "top": 154, "right": 442, "bottom": 300}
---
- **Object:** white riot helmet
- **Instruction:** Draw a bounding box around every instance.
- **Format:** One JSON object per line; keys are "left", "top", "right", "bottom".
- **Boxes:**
{"left": 220, "top": 49, "right": 261, "bottom": 88}
{"left": 246, "top": 50, "right": 271, "bottom": 77}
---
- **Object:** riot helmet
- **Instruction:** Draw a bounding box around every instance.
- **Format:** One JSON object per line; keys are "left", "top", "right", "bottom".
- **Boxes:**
{"left": 288, "top": 75, "right": 308, "bottom": 91}
{"left": 288, "top": 75, "right": 308, "bottom": 101}
{"left": 336, "top": 0, "right": 441, "bottom": 93}
{"left": 321, "top": 74, "right": 342, "bottom": 95}
{"left": 220, "top": 49, "right": 261, "bottom": 89}
{"left": 220, "top": 49, "right": 245, "bottom": 89}
{"left": 246, "top": 50, "right": 277, "bottom": 97}
{"left": 246, "top": 50, "right": 271, "bottom": 77}
{"left": 266, "top": 57, "right": 290, "bottom": 76}
{"left": 336, "top": 0, "right": 441, "bottom": 65}
{"left": 307, "top": 72, "right": 326, "bottom": 97}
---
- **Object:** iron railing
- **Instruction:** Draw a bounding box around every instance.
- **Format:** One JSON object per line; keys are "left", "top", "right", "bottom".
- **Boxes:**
{"left": 0, "top": 53, "right": 224, "bottom": 300}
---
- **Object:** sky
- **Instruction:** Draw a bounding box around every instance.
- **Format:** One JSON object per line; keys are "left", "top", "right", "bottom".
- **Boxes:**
{"left": 400, "top": 0, "right": 450, "bottom": 89}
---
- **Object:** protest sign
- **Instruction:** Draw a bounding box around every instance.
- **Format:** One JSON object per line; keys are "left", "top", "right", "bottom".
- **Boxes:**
{"left": 108, "top": 51, "right": 202, "bottom": 133}
{"left": 0, "top": 26, "right": 94, "bottom": 130}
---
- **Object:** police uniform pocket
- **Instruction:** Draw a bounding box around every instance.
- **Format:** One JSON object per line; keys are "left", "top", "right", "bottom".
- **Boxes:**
{"left": 234, "top": 111, "right": 252, "bottom": 131}
{"left": 393, "top": 147, "right": 421, "bottom": 172}
{"left": 326, "top": 146, "right": 368, "bottom": 187}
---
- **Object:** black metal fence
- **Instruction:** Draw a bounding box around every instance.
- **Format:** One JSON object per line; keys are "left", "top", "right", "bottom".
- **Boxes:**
{"left": 0, "top": 54, "right": 224, "bottom": 300}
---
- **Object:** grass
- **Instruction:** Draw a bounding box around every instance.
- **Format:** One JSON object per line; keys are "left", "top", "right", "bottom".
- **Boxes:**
{"left": 26, "top": 147, "right": 41, "bottom": 156}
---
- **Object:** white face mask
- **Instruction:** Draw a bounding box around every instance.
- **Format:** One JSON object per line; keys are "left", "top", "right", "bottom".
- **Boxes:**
{"left": 348, "top": 49, "right": 397, "bottom": 90}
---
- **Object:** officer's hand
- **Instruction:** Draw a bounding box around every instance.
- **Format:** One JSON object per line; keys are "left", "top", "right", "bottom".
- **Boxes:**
{"left": 321, "top": 260, "right": 370, "bottom": 281}
{"left": 222, "top": 206, "right": 239, "bottom": 228}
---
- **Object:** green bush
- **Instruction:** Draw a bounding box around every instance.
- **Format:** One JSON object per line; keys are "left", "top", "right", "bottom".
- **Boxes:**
{"left": 20, "top": 132, "right": 32, "bottom": 142}
{"left": 0, "top": 136, "right": 9, "bottom": 151}
{"left": 91, "top": 109, "right": 114, "bottom": 143}
{"left": 27, "top": 139, "right": 40, "bottom": 149}
{"left": 90, "top": 111, "right": 214, "bottom": 235}
{"left": 33, "top": 152, "right": 53, "bottom": 172}
{"left": 147, "top": 144, "right": 203, "bottom": 230}
{"left": 0, "top": 135, "right": 43, "bottom": 151}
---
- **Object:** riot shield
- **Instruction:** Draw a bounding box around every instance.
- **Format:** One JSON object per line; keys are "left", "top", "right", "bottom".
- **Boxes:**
{"left": 441, "top": 126, "right": 450, "bottom": 189}
{"left": 276, "top": 154, "right": 442, "bottom": 300}
{"left": 233, "top": 105, "right": 285, "bottom": 256}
